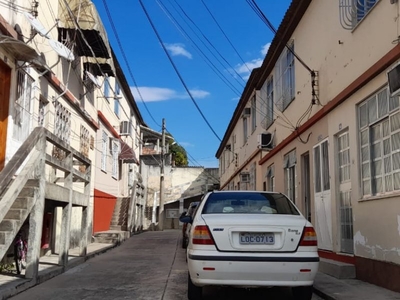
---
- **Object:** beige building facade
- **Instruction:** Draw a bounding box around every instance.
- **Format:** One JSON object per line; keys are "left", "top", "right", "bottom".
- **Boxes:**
{"left": 217, "top": 0, "right": 400, "bottom": 292}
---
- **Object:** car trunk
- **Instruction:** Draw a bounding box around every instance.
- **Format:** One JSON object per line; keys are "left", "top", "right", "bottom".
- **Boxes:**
{"left": 202, "top": 214, "right": 307, "bottom": 252}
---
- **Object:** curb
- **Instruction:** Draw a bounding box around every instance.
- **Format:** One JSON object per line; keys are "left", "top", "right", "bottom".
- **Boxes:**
{"left": 313, "top": 286, "right": 336, "bottom": 300}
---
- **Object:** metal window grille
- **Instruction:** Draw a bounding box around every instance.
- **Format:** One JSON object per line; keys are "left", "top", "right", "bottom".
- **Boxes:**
{"left": 251, "top": 96, "right": 257, "bottom": 132}
{"left": 338, "top": 132, "right": 351, "bottom": 183}
{"left": 339, "top": 0, "right": 379, "bottom": 30}
{"left": 79, "top": 125, "right": 90, "bottom": 172}
{"left": 243, "top": 117, "right": 248, "bottom": 144}
{"left": 112, "top": 140, "right": 119, "bottom": 179}
{"left": 52, "top": 101, "right": 71, "bottom": 160}
{"left": 38, "top": 96, "right": 47, "bottom": 127}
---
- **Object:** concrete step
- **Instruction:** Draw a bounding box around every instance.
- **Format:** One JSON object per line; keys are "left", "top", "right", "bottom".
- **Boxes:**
{"left": 5, "top": 209, "right": 24, "bottom": 220}
{"left": 318, "top": 257, "right": 356, "bottom": 279}
{"left": 0, "top": 219, "right": 18, "bottom": 232}
{"left": 12, "top": 197, "right": 30, "bottom": 209}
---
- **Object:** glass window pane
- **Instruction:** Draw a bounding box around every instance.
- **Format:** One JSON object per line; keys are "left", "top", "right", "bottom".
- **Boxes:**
{"left": 393, "top": 172, "right": 400, "bottom": 190}
{"left": 368, "top": 96, "right": 377, "bottom": 123}
{"left": 393, "top": 152, "right": 400, "bottom": 171}
{"left": 385, "top": 175, "right": 393, "bottom": 192}
{"left": 363, "top": 179, "right": 371, "bottom": 195}
{"left": 360, "top": 103, "right": 368, "bottom": 128}
{"left": 322, "top": 141, "right": 330, "bottom": 191}
{"left": 391, "top": 132, "right": 400, "bottom": 151}
{"left": 362, "top": 162, "right": 370, "bottom": 178}
{"left": 314, "top": 146, "right": 321, "bottom": 193}
{"left": 389, "top": 95, "right": 399, "bottom": 111}
{"left": 361, "top": 129, "right": 369, "bottom": 146}
{"left": 391, "top": 111, "right": 400, "bottom": 132}
{"left": 378, "top": 89, "right": 388, "bottom": 118}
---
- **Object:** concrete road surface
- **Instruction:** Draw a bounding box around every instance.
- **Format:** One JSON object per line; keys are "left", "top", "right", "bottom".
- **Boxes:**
{"left": 10, "top": 230, "right": 324, "bottom": 300}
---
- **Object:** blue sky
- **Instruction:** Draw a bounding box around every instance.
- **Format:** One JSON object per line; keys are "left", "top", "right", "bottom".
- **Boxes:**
{"left": 92, "top": 0, "right": 292, "bottom": 168}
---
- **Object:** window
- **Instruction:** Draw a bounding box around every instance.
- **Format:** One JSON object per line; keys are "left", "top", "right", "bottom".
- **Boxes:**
{"left": 275, "top": 42, "right": 295, "bottom": 111}
{"left": 266, "top": 164, "right": 275, "bottom": 191}
{"left": 52, "top": 101, "right": 71, "bottom": 160}
{"left": 13, "top": 69, "right": 34, "bottom": 141}
{"left": 104, "top": 77, "right": 110, "bottom": 100}
{"left": 112, "top": 140, "right": 119, "bottom": 179}
{"left": 359, "top": 87, "right": 400, "bottom": 196}
{"left": 338, "top": 132, "right": 351, "bottom": 183}
{"left": 249, "top": 162, "right": 256, "bottom": 190}
{"left": 251, "top": 96, "right": 256, "bottom": 132}
{"left": 356, "top": 0, "right": 378, "bottom": 22}
{"left": 243, "top": 117, "right": 248, "bottom": 144}
{"left": 284, "top": 150, "right": 296, "bottom": 202}
{"left": 114, "top": 82, "right": 121, "bottom": 117}
{"left": 101, "top": 131, "right": 108, "bottom": 171}
{"left": 80, "top": 125, "right": 89, "bottom": 172}
{"left": 38, "top": 95, "right": 48, "bottom": 127}
{"left": 339, "top": 0, "right": 379, "bottom": 30}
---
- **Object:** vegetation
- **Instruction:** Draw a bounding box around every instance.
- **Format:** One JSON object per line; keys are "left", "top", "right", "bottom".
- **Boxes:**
{"left": 169, "top": 141, "right": 188, "bottom": 166}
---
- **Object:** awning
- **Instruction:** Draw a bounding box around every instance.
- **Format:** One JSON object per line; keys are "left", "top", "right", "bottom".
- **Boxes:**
{"left": 119, "top": 140, "right": 139, "bottom": 165}
{"left": 0, "top": 34, "right": 46, "bottom": 67}
{"left": 58, "top": 0, "right": 114, "bottom": 76}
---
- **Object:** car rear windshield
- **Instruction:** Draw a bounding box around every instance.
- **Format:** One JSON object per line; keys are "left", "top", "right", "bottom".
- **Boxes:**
{"left": 202, "top": 192, "right": 300, "bottom": 215}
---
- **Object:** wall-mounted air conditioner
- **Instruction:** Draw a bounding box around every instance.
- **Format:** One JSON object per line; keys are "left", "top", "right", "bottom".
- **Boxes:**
{"left": 120, "top": 121, "right": 131, "bottom": 136}
{"left": 388, "top": 63, "right": 400, "bottom": 97}
{"left": 242, "top": 107, "right": 251, "bottom": 118}
{"left": 240, "top": 172, "right": 250, "bottom": 183}
{"left": 258, "top": 132, "right": 273, "bottom": 150}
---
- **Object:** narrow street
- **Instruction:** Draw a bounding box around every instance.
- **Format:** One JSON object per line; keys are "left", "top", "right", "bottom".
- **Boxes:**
{"left": 9, "top": 230, "right": 324, "bottom": 300}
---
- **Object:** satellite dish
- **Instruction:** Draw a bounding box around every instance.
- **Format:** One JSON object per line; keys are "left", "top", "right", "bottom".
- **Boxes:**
{"left": 85, "top": 71, "right": 101, "bottom": 88}
{"left": 48, "top": 39, "right": 75, "bottom": 61}
{"left": 23, "top": 12, "right": 49, "bottom": 38}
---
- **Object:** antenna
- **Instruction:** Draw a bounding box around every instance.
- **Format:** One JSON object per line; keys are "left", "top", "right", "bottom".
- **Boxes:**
{"left": 85, "top": 71, "right": 101, "bottom": 88}
{"left": 23, "top": 12, "right": 50, "bottom": 39}
{"left": 48, "top": 39, "right": 75, "bottom": 61}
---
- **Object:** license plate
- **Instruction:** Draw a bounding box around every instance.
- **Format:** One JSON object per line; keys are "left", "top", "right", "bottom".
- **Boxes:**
{"left": 239, "top": 232, "right": 275, "bottom": 245}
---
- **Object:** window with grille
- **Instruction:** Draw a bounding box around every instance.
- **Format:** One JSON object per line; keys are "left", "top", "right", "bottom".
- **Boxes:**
{"left": 339, "top": 0, "right": 379, "bottom": 30}
{"left": 114, "top": 82, "right": 121, "bottom": 118}
{"left": 284, "top": 150, "right": 296, "bottom": 202}
{"left": 275, "top": 42, "right": 295, "bottom": 111}
{"left": 266, "top": 164, "right": 275, "bottom": 191}
{"left": 101, "top": 131, "right": 108, "bottom": 171}
{"left": 251, "top": 96, "right": 256, "bottom": 132}
{"left": 13, "top": 69, "right": 34, "bottom": 141}
{"left": 261, "top": 77, "right": 274, "bottom": 129}
{"left": 52, "top": 101, "right": 71, "bottom": 160}
{"left": 111, "top": 140, "right": 119, "bottom": 179}
{"left": 249, "top": 162, "right": 256, "bottom": 190}
{"left": 359, "top": 87, "right": 400, "bottom": 196}
{"left": 338, "top": 132, "right": 351, "bottom": 183}
{"left": 80, "top": 125, "right": 89, "bottom": 172}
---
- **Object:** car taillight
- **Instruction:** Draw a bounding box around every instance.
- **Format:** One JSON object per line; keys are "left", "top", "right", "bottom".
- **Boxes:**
{"left": 299, "top": 227, "right": 318, "bottom": 247}
{"left": 192, "top": 225, "right": 215, "bottom": 245}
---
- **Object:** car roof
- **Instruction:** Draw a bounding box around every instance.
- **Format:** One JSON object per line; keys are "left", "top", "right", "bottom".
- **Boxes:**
{"left": 208, "top": 190, "right": 281, "bottom": 194}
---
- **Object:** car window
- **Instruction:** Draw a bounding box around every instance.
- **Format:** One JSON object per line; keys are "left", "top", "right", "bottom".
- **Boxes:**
{"left": 202, "top": 192, "right": 300, "bottom": 215}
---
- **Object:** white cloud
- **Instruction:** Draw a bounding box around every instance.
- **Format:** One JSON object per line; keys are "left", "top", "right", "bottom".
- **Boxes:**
{"left": 189, "top": 89, "right": 210, "bottom": 98}
{"left": 234, "top": 42, "right": 271, "bottom": 78}
{"left": 131, "top": 87, "right": 210, "bottom": 102}
{"left": 179, "top": 141, "right": 194, "bottom": 147}
{"left": 164, "top": 43, "right": 192, "bottom": 59}
{"left": 261, "top": 42, "right": 271, "bottom": 56}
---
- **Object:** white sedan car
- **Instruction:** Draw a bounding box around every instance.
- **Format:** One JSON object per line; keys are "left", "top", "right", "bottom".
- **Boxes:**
{"left": 181, "top": 190, "right": 319, "bottom": 300}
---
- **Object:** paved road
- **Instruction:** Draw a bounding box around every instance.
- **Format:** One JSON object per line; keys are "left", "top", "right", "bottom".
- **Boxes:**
{"left": 9, "top": 230, "right": 324, "bottom": 300}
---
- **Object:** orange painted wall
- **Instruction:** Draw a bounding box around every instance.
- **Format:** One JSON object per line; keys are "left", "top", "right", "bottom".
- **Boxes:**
{"left": 93, "top": 189, "right": 117, "bottom": 233}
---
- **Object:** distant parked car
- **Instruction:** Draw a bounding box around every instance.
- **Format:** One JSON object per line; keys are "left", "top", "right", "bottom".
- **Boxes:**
{"left": 180, "top": 190, "right": 319, "bottom": 300}
{"left": 180, "top": 201, "right": 200, "bottom": 249}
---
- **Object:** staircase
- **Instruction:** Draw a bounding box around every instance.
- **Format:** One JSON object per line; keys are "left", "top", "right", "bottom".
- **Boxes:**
{"left": 0, "top": 180, "right": 39, "bottom": 261}
{"left": 109, "top": 197, "right": 130, "bottom": 231}
{"left": 319, "top": 257, "right": 356, "bottom": 279}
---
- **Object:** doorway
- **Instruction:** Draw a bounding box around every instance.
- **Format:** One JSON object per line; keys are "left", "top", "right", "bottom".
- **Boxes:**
{"left": 301, "top": 153, "right": 311, "bottom": 222}
{"left": 0, "top": 60, "right": 11, "bottom": 170}
{"left": 313, "top": 139, "right": 333, "bottom": 251}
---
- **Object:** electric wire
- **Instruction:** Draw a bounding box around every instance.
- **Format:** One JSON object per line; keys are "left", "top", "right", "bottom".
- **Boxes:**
{"left": 100, "top": 0, "right": 161, "bottom": 129}
{"left": 157, "top": 0, "right": 243, "bottom": 96}
{"left": 139, "top": 0, "right": 222, "bottom": 142}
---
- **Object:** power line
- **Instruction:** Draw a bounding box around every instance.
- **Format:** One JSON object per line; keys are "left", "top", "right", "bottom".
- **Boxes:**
{"left": 100, "top": 0, "right": 161, "bottom": 129}
{"left": 139, "top": 0, "right": 222, "bottom": 142}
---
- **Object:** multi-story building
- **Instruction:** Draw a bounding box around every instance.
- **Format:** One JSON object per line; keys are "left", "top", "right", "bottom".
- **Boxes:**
{"left": 0, "top": 0, "right": 147, "bottom": 279}
{"left": 216, "top": 0, "right": 400, "bottom": 292}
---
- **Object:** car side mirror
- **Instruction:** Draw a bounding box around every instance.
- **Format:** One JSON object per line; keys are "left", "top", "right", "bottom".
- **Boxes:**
{"left": 179, "top": 215, "right": 193, "bottom": 224}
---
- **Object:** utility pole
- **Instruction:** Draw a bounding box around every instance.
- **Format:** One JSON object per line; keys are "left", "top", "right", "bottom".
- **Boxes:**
{"left": 158, "top": 118, "right": 166, "bottom": 230}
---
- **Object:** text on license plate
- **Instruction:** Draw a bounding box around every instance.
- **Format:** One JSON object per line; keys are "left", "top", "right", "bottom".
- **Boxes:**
{"left": 239, "top": 233, "right": 275, "bottom": 245}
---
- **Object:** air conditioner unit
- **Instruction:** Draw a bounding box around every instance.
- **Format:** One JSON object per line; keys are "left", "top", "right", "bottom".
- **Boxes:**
{"left": 120, "top": 121, "right": 131, "bottom": 136}
{"left": 242, "top": 107, "right": 251, "bottom": 118}
{"left": 258, "top": 132, "right": 273, "bottom": 150}
{"left": 388, "top": 63, "right": 400, "bottom": 97}
{"left": 240, "top": 172, "right": 250, "bottom": 183}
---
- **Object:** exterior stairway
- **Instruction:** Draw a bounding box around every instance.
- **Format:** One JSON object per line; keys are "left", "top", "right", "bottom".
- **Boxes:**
{"left": 0, "top": 180, "right": 39, "bottom": 262}
{"left": 109, "top": 197, "right": 130, "bottom": 231}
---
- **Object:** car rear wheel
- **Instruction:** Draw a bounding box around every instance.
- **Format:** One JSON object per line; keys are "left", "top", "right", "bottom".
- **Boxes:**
{"left": 292, "top": 285, "right": 313, "bottom": 300}
{"left": 188, "top": 272, "right": 202, "bottom": 300}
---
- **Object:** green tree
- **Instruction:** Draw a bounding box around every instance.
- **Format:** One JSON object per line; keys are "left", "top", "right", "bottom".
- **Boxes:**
{"left": 169, "top": 142, "right": 188, "bottom": 166}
